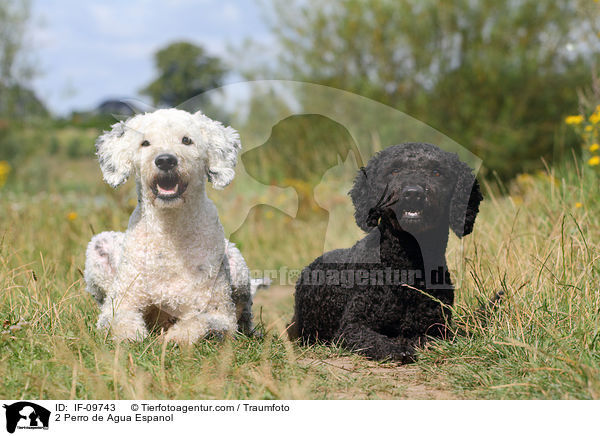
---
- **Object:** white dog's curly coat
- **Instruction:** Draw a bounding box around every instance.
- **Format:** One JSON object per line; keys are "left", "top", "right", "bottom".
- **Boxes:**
{"left": 84, "top": 108, "right": 259, "bottom": 344}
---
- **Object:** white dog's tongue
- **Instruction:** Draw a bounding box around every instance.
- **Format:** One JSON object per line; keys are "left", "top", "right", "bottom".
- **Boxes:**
{"left": 157, "top": 183, "right": 178, "bottom": 195}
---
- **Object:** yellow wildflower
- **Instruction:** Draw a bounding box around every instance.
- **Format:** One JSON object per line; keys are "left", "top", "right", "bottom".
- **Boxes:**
{"left": 0, "top": 161, "right": 11, "bottom": 187}
{"left": 588, "top": 156, "right": 600, "bottom": 166}
{"left": 67, "top": 212, "right": 78, "bottom": 221}
{"left": 0, "top": 160, "right": 11, "bottom": 176}
{"left": 585, "top": 125, "right": 594, "bottom": 132}
{"left": 575, "top": 202, "right": 583, "bottom": 209}
{"left": 590, "top": 143, "right": 600, "bottom": 152}
{"left": 590, "top": 112, "right": 600, "bottom": 124}
{"left": 565, "top": 115, "right": 584, "bottom": 125}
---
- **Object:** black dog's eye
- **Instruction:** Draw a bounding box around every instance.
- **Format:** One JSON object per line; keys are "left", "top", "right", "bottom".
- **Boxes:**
{"left": 182, "top": 136, "right": 193, "bottom": 145}
{"left": 141, "top": 140, "right": 150, "bottom": 147}
{"left": 432, "top": 169, "right": 441, "bottom": 177}
{"left": 390, "top": 168, "right": 401, "bottom": 175}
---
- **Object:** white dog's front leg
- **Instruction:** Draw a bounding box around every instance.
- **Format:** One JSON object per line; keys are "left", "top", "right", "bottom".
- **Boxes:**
{"left": 164, "top": 271, "right": 237, "bottom": 344}
{"left": 97, "top": 296, "right": 149, "bottom": 342}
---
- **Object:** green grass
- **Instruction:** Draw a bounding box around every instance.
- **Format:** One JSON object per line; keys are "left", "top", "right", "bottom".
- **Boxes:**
{"left": 1, "top": 136, "right": 599, "bottom": 399}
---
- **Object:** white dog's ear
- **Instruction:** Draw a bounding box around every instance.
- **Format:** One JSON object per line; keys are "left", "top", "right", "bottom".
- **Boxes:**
{"left": 95, "top": 121, "right": 136, "bottom": 188}
{"left": 195, "top": 111, "right": 241, "bottom": 189}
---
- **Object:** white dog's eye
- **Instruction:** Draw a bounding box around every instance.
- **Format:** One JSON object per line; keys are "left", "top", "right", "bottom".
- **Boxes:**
{"left": 182, "top": 136, "right": 193, "bottom": 145}
{"left": 141, "top": 140, "right": 150, "bottom": 147}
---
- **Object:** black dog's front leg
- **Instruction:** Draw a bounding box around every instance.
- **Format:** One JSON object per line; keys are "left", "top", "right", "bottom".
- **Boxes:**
{"left": 335, "top": 295, "right": 417, "bottom": 363}
{"left": 335, "top": 321, "right": 417, "bottom": 363}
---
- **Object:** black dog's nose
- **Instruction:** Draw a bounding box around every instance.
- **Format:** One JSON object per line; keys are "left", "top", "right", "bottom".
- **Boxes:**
{"left": 155, "top": 154, "right": 178, "bottom": 171}
{"left": 401, "top": 185, "right": 425, "bottom": 203}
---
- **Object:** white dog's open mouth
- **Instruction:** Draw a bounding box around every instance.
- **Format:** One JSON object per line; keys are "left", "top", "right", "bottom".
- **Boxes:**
{"left": 151, "top": 173, "right": 188, "bottom": 200}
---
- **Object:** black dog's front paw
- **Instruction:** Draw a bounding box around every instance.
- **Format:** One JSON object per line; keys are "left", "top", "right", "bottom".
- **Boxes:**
{"left": 391, "top": 349, "right": 417, "bottom": 364}
{"left": 358, "top": 340, "right": 418, "bottom": 363}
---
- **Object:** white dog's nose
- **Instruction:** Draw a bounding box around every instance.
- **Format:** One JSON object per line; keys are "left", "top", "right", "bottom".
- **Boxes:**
{"left": 155, "top": 154, "right": 178, "bottom": 171}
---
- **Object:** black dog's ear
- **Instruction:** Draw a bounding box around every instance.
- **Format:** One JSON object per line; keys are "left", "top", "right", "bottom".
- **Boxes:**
{"left": 350, "top": 167, "right": 375, "bottom": 232}
{"left": 449, "top": 162, "right": 482, "bottom": 237}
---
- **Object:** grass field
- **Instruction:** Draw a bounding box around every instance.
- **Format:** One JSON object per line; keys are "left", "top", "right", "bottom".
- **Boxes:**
{"left": 1, "top": 141, "right": 599, "bottom": 399}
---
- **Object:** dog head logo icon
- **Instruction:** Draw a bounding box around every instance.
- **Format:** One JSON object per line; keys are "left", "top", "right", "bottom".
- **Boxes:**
{"left": 3, "top": 402, "right": 50, "bottom": 434}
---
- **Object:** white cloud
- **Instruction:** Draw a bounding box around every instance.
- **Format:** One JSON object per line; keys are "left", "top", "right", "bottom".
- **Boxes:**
{"left": 88, "top": 2, "right": 152, "bottom": 39}
{"left": 113, "top": 42, "right": 157, "bottom": 59}
{"left": 164, "top": 0, "right": 210, "bottom": 6}
{"left": 222, "top": 3, "right": 241, "bottom": 22}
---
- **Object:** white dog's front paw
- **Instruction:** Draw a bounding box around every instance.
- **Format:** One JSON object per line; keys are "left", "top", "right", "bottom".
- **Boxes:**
{"left": 163, "top": 312, "right": 237, "bottom": 345}
{"left": 163, "top": 323, "right": 204, "bottom": 345}
{"left": 100, "top": 311, "right": 148, "bottom": 342}
{"left": 111, "top": 324, "right": 148, "bottom": 342}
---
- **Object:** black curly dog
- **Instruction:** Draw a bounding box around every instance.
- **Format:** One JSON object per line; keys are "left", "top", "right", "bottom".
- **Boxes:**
{"left": 289, "top": 143, "right": 482, "bottom": 362}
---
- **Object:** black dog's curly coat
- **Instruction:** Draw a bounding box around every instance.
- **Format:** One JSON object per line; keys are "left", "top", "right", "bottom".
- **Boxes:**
{"left": 289, "top": 143, "right": 482, "bottom": 362}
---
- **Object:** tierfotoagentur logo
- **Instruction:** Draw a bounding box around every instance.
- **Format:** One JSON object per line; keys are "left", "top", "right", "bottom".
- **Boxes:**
{"left": 2, "top": 402, "right": 50, "bottom": 434}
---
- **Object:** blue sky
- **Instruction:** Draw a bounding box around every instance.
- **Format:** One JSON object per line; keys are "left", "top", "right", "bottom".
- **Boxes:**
{"left": 29, "top": 0, "right": 272, "bottom": 115}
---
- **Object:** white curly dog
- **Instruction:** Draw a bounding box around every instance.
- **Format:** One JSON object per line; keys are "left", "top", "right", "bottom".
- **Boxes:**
{"left": 84, "top": 108, "right": 264, "bottom": 344}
